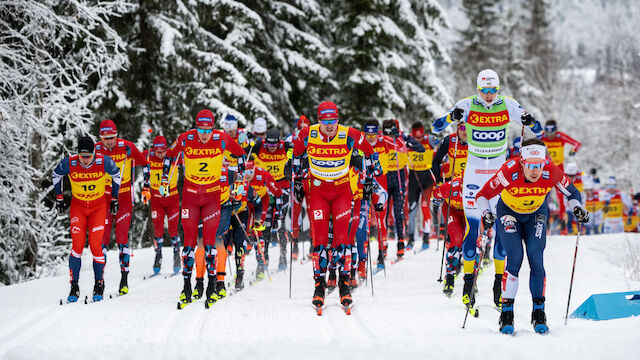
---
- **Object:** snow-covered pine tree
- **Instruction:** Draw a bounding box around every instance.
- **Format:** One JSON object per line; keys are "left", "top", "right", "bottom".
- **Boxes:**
{"left": 329, "top": 0, "right": 451, "bottom": 126}
{"left": 450, "top": 0, "right": 501, "bottom": 98}
{"left": 0, "top": 0, "right": 130, "bottom": 284}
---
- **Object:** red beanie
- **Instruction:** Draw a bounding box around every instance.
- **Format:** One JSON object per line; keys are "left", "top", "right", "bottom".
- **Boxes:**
{"left": 152, "top": 136, "right": 167, "bottom": 151}
{"left": 296, "top": 115, "right": 311, "bottom": 129}
{"left": 99, "top": 119, "right": 118, "bottom": 137}
{"left": 317, "top": 101, "right": 339, "bottom": 120}
{"left": 196, "top": 109, "right": 215, "bottom": 128}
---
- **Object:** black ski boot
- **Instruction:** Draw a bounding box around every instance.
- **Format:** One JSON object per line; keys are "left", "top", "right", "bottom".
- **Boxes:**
{"left": 153, "top": 250, "right": 162, "bottom": 274}
{"left": 256, "top": 262, "right": 265, "bottom": 281}
{"left": 67, "top": 281, "right": 80, "bottom": 303}
{"left": 292, "top": 241, "right": 299, "bottom": 261}
{"left": 119, "top": 271, "right": 129, "bottom": 295}
{"left": 173, "top": 246, "right": 181, "bottom": 274}
{"left": 443, "top": 274, "right": 454, "bottom": 296}
{"left": 338, "top": 275, "right": 352, "bottom": 306}
{"left": 349, "top": 268, "right": 358, "bottom": 289}
{"left": 278, "top": 251, "right": 287, "bottom": 271}
{"left": 215, "top": 280, "right": 227, "bottom": 299}
{"left": 493, "top": 274, "right": 502, "bottom": 307}
{"left": 93, "top": 280, "right": 105, "bottom": 302}
{"left": 397, "top": 239, "right": 405, "bottom": 258}
{"left": 327, "top": 269, "right": 337, "bottom": 292}
{"left": 235, "top": 270, "right": 245, "bottom": 291}
{"left": 531, "top": 298, "right": 549, "bottom": 334}
{"left": 312, "top": 277, "right": 326, "bottom": 307}
{"left": 462, "top": 273, "right": 475, "bottom": 307}
{"left": 193, "top": 277, "right": 204, "bottom": 299}
{"left": 500, "top": 299, "right": 515, "bottom": 334}
{"left": 178, "top": 278, "right": 192, "bottom": 309}
{"left": 205, "top": 277, "right": 219, "bottom": 308}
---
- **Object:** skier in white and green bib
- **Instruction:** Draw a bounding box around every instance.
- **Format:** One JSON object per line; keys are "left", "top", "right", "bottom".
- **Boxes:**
{"left": 431, "top": 69, "right": 543, "bottom": 311}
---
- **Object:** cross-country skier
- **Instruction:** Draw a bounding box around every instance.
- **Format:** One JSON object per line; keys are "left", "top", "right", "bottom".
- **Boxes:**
{"left": 289, "top": 115, "right": 312, "bottom": 259}
{"left": 95, "top": 119, "right": 149, "bottom": 295}
{"left": 476, "top": 138, "right": 588, "bottom": 334}
{"left": 161, "top": 109, "right": 246, "bottom": 308}
{"left": 583, "top": 176, "right": 604, "bottom": 235}
{"left": 293, "top": 101, "right": 379, "bottom": 312}
{"left": 142, "top": 135, "right": 181, "bottom": 274}
{"left": 53, "top": 136, "right": 122, "bottom": 302}
{"left": 601, "top": 176, "right": 633, "bottom": 234}
{"left": 432, "top": 69, "right": 543, "bottom": 311}
{"left": 406, "top": 122, "right": 439, "bottom": 250}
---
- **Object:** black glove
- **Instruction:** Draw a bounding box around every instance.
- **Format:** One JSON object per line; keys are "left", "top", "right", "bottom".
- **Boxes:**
{"left": 482, "top": 211, "right": 496, "bottom": 229}
{"left": 521, "top": 112, "right": 535, "bottom": 126}
{"left": 110, "top": 199, "right": 119, "bottom": 215}
{"left": 573, "top": 206, "right": 589, "bottom": 223}
{"left": 363, "top": 178, "right": 373, "bottom": 201}
{"left": 431, "top": 197, "right": 443, "bottom": 206}
{"left": 294, "top": 179, "right": 304, "bottom": 203}
{"left": 452, "top": 108, "right": 464, "bottom": 121}
{"left": 374, "top": 202, "right": 384, "bottom": 212}
{"left": 56, "top": 199, "right": 66, "bottom": 215}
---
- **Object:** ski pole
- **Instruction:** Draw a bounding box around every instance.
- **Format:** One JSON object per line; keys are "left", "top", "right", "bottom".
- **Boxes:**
{"left": 288, "top": 170, "right": 295, "bottom": 298}
{"left": 462, "top": 227, "right": 489, "bottom": 329}
{"left": 365, "top": 199, "right": 375, "bottom": 297}
{"left": 392, "top": 137, "right": 407, "bottom": 243}
{"left": 565, "top": 222, "right": 582, "bottom": 325}
{"left": 438, "top": 123, "right": 459, "bottom": 282}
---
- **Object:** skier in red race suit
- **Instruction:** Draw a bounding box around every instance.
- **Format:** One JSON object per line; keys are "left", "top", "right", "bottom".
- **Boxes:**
{"left": 161, "top": 109, "right": 246, "bottom": 308}
{"left": 95, "top": 119, "right": 149, "bottom": 295}
{"left": 293, "top": 101, "right": 379, "bottom": 311}
{"left": 53, "top": 136, "right": 122, "bottom": 303}
{"left": 142, "top": 135, "right": 182, "bottom": 275}
{"left": 289, "top": 115, "right": 312, "bottom": 259}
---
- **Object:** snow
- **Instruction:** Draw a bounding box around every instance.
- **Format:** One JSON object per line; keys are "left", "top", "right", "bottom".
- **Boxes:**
{"left": 0, "top": 234, "right": 638, "bottom": 359}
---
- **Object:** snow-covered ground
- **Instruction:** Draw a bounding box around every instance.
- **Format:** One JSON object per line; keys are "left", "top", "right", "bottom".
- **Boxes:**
{"left": 1, "top": 234, "right": 638, "bottom": 359}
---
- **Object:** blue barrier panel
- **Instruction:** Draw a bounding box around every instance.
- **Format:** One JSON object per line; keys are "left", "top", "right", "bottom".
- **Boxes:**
{"left": 571, "top": 291, "right": 640, "bottom": 320}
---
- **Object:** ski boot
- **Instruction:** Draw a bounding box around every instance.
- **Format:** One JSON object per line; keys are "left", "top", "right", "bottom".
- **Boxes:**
{"left": 531, "top": 298, "right": 548, "bottom": 334}
{"left": 483, "top": 244, "right": 492, "bottom": 266}
{"left": 397, "top": 240, "right": 405, "bottom": 258}
{"left": 118, "top": 271, "right": 129, "bottom": 295}
{"left": 406, "top": 236, "right": 414, "bottom": 251}
{"left": 499, "top": 299, "right": 515, "bottom": 334}
{"left": 312, "top": 278, "right": 326, "bottom": 313}
{"left": 461, "top": 274, "right": 475, "bottom": 307}
{"left": 376, "top": 252, "right": 385, "bottom": 271}
{"left": 357, "top": 260, "right": 367, "bottom": 281}
{"left": 278, "top": 251, "right": 287, "bottom": 271}
{"left": 349, "top": 268, "right": 358, "bottom": 289}
{"left": 173, "top": 247, "right": 181, "bottom": 274}
{"left": 68, "top": 281, "right": 80, "bottom": 303}
{"left": 215, "top": 280, "right": 227, "bottom": 299}
{"left": 235, "top": 270, "right": 245, "bottom": 291}
{"left": 421, "top": 238, "right": 430, "bottom": 250}
{"left": 205, "top": 277, "right": 219, "bottom": 308}
{"left": 153, "top": 250, "right": 162, "bottom": 274}
{"left": 256, "top": 262, "right": 265, "bottom": 281}
{"left": 443, "top": 274, "right": 454, "bottom": 296}
{"left": 292, "top": 241, "right": 299, "bottom": 261}
{"left": 327, "top": 269, "right": 337, "bottom": 292}
{"left": 493, "top": 274, "right": 502, "bottom": 308}
{"left": 192, "top": 277, "right": 204, "bottom": 299}
{"left": 93, "top": 280, "right": 105, "bottom": 302}
{"left": 178, "top": 278, "right": 192, "bottom": 309}
{"left": 339, "top": 275, "right": 353, "bottom": 306}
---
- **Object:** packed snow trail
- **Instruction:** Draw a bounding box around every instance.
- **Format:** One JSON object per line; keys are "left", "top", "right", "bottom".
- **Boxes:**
{"left": 0, "top": 234, "right": 638, "bottom": 359}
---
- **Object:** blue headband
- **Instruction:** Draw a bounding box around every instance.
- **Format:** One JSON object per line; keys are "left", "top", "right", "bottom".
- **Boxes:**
{"left": 364, "top": 124, "right": 379, "bottom": 134}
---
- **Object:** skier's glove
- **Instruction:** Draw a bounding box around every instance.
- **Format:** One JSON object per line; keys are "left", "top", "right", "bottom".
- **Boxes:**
{"left": 110, "top": 199, "right": 119, "bottom": 215}
{"left": 158, "top": 181, "right": 170, "bottom": 197}
{"left": 374, "top": 202, "right": 384, "bottom": 212}
{"left": 569, "top": 149, "right": 577, "bottom": 157}
{"left": 253, "top": 220, "right": 265, "bottom": 232}
{"left": 293, "top": 179, "right": 304, "bottom": 203}
{"left": 482, "top": 211, "right": 496, "bottom": 229}
{"left": 56, "top": 198, "right": 66, "bottom": 215}
{"left": 521, "top": 112, "right": 536, "bottom": 126}
{"left": 431, "top": 197, "right": 444, "bottom": 206}
{"left": 573, "top": 206, "right": 589, "bottom": 223}
{"left": 363, "top": 178, "right": 374, "bottom": 201}
{"left": 452, "top": 108, "right": 464, "bottom": 121}
{"left": 141, "top": 184, "right": 151, "bottom": 205}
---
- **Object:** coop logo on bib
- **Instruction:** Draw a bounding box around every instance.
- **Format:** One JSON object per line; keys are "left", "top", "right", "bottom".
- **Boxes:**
{"left": 472, "top": 129, "right": 505, "bottom": 142}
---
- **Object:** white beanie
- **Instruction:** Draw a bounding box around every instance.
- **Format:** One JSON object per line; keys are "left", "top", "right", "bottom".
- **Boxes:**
{"left": 253, "top": 117, "right": 267, "bottom": 133}
{"left": 477, "top": 69, "right": 500, "bottom": 88}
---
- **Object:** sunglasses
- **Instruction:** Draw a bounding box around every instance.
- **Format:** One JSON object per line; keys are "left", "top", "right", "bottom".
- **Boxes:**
{"left": 458, "top": 125, "right": 466, "bottom": 131}
{"left": 101, "top": 135, "right": 116, "bottom": 140}
{"left": 523, "top": 160, "right": 545, "bottom": 170}
{"left": 479, "top": 87, "right": 499, "bottom": 94}
{"left": 245, "top": 169, "right": 255, "bottom": 177}
{"left": 320, "top": 119, "right": 338, "bottom": 125}
{"left": 197, "top": 128, "right": 213, "bottom": 134}
{"left": 545, "top": 126, "right": 557, "bottom": 132}
{"left": 79, "top": 152, "right": 94, "bottom": 158}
